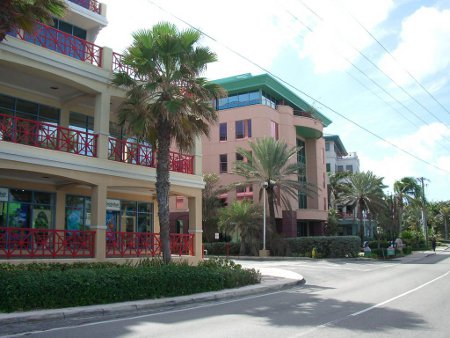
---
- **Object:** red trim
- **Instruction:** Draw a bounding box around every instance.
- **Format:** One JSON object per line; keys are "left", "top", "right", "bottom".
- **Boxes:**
{"left": 0, "top": 227, "right": 95, "bottom": 259}
{"left": 11, "top": 22, "right": 102, "bottom": 67}
{"left": 0, "top": 113, "right": 98, "bottom": 157}
{"left": 69, "top": 0, "right": 101, "bottom": 14}
{"left": 106, "top": 232, "right": 194, "bottom": 258}
{"left": 108, "top": 137, "right": 194, "bottom": 174}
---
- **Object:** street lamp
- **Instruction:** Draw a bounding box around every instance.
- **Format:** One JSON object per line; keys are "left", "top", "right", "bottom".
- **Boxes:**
{"left": 262, "top": 181, "right": 268, "bottom": 251}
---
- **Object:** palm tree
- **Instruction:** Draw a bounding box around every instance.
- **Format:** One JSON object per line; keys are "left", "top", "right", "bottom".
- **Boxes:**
{"left": 233, "top": 137, "right": 312, "bottom": 240}
{"left": 393, "top": 177, "right": 422, "bottom": 233}
{"left": 341, "top": 171, "right": 387, "bottom": 243}
{"left": 328, "top": 171, "right": 351, "bottom": 210}
{"left": 202, "top": 173, "right": 228, "bottom": 242}
{"left": 113, "top": 23, "right": 225, "bottom": 263}
{"left": 218, "top": 200, "right": 261, "bottom": 255}
{"left": 0, "top": 0, "right": 66, "bottom": 42}
{"left": 438, "top": 205, "right": 449, "bottom": 240}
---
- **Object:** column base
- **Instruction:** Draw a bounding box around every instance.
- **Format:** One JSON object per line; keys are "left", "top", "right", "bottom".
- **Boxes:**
{"left": 259, "top": 249, "right": 270, "bottom": 257}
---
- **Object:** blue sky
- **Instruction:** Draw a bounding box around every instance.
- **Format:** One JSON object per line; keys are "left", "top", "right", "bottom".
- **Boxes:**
{"left": 96, "top": 0, "right": 450, "bottom": 202}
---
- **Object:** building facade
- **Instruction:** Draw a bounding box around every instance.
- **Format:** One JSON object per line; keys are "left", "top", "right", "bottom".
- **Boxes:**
{"left": 0, "top": 0, "right": 203, "bottom": 263}
{"left": 203, "top": 73, "right": 332, "bottom": 237}
{"left": 324, "top": 134, "right": 366, "bottom": 236}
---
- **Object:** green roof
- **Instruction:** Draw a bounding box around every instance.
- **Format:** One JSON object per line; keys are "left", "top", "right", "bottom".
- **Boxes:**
{"left": 212, "top": 73, "right": 332, "bottom": 127}
{"left": 324, "top": 135, "right": 348, "bottom": 156}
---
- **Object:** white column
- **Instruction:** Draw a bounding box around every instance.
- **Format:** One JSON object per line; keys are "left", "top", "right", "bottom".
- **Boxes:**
{"left": 94, "top": 92, "right": 111, "bottom": 159}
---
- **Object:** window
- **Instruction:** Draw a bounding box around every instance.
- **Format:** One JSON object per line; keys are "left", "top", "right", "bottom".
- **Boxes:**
{"left": 236, "top": 185, "right": 253, "bottom": 201}
{"left": 219, "top": 122, "right": 227, "bottom": 141}
{"left": 297, "top": 221, "right": 308, "bottom": 237}
{"left": 176, "top": 196, "right": 184, "bottom": 209}
{"left": 325, "top": 142, "right": 330, "bottom": 151}
{"left": 270, "top": 121, "right": 279, "bottom": 140}
{"left": 0, "top": 94, "right": 60, "bottom": 123}
{"left": 235, "top": 119, "right": 251, "bottom": 139}
{"left": 326, "top": 163, "right": 331, "bottom": 172}
{"left": 337, "top": 165, "right": 344, "bottom": 172}
{"left": 346, "top": 165, "right": 353, "bottom": 173}
{"left": 216, "top": 91, "right": 261, "bottom": 110}
{"left": 236, "top": 153, "right": 244, "bottom": 161}
{"left": 66, "top": 195, "right": 91, "bottom": 231}
{"left": 220, "top": 154, "right": 228, "bottom": 173}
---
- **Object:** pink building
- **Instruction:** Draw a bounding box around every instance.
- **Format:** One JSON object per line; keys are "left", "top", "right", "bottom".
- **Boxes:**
{"left": 203, "top": 73, "right": 332, "bottom": 237}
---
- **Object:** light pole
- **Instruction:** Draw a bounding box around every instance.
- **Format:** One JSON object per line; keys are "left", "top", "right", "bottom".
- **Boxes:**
{"left": 262, "top": 181, "right": 268, "bottom": 251}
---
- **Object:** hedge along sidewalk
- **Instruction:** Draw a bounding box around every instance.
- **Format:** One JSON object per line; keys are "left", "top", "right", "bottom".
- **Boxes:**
{"left": 0, "top": 269, "right": 304, "bottom": 327}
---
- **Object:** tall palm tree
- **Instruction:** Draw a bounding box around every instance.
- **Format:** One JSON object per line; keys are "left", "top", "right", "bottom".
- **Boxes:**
{"left": 328, "top": 171, "right": 351, "bottom": 210}
{"left": 233, "top": 137, "right": 312, "bottom": 240}
{"left": 113, "top": 23, "right": 225, "bottom": 263}
{"left": 341, "top": 171, "right": 387, "bottom": 243}
{"left": 0, "top": 0, "right": 66, "bottom": 42}
{"left": 394, "top": 177, "right": 422, "bottom": 233}
{"left": 218, "top": 200, "right": 261, "bottom": 256}
{"left": 439, "top": 205, "right": 449, "bottom": 240}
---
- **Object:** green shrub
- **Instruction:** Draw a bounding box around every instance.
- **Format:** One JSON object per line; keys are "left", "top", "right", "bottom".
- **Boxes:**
{"left": 203, "top": 242, "right": 241, "bottom": 256}
{"left": 286, "top": 236, "right": 360, "bottom": 258}
{"left": 0, "top": 259, "right": 260, "bottom": 313}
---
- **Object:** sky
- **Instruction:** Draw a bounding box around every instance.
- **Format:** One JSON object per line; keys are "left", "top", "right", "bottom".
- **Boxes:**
{"left": 96, "top": 0, "right": 450, "bottom": 202}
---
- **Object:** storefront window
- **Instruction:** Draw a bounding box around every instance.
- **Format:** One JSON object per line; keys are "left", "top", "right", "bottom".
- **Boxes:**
{"left": 119, "top": 201, "right": 153, "bottom": 233}
{"left": 0, "top": 188, "right": 55, "bottom": 229}
{"left": 65, "top": 195, "right": 91, "bottom": 231}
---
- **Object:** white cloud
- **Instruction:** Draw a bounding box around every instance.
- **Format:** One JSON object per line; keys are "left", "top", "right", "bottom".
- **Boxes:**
{"left": 359, "top": 123, "right": 450, "bottom": 201}
{"left": 379, "top": 6, "right": 450, "bottom": 86}
{"left": 295, "top": 0, "right": 395, "bottom": 73}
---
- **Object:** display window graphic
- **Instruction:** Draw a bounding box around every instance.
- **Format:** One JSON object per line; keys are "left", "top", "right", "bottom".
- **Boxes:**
{"left": 32, "top": 209, "right": 51, "bottom": 229}
{"left": 66, "top": 209, "right": 82, "bottom": 231}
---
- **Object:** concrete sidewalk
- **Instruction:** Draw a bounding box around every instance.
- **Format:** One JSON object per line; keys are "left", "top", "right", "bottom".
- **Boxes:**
{"left": 0, "top": 267, "right": 304, "bottom": 327}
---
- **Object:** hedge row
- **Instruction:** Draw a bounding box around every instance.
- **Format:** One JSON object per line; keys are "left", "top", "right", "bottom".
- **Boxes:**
{"left": 0, "top": 260, "right": 260, "bottom": 313}
{"left": 203, "top": 242, "right": 241, "bottom": 256}
{"left": 286, "top": 236, "right": 360, "bottom": 258}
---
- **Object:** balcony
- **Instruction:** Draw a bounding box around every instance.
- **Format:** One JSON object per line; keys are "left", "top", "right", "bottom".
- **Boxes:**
{"left": 0, "top": 227, "right": 194, "bottom": 259}
{"left": 108, "top": 137, "right": 194, "bottom": 174}
{"left": 0, "top": 113, "right": 97, "bottom": 157}
{"left": 8, "top": 21, "right": 103, "bottom": 67}
{"left": 69, "top": 0, "right": 101, "bottom": 14}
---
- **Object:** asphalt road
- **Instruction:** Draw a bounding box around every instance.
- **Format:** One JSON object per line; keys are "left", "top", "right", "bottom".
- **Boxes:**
{"left": 4, "top": 250, "right": 450, "bottom": 338}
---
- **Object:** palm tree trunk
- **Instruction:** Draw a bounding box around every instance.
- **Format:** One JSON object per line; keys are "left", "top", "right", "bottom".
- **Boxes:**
{"left": 240, "top": 233, "right": 246, "bottom": 256}
{"left": 156, "top": 123, "right": 172, "bottom": 264}
{"left": 267, "top": 188, "right": 276, "bottom": 243}
{"left": 358, "top": 201, "right": 364, "bottom": 245}
{"left": 445, "top": 218, "right": 448, "bottom": 241}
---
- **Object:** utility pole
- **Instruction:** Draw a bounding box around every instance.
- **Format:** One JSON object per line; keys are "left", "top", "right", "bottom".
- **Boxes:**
{"left": 418, "top": 177, "right": 428, "bottom": 245}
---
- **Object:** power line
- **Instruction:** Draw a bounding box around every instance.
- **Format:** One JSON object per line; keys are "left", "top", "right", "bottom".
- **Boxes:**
{"left": 146, "top": 0, "right": 450, "bottom": 175}
{"left": 296, "top": 0, "right": 450, "bottom": 133}
{"left": 339, "top": 0, "right": 450, "bottom": 117}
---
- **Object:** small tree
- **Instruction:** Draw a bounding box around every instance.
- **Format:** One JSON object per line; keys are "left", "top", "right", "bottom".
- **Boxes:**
{"left": 202, "top": 173, "right": 228, "bottom": 242}
{"left": 218, "top": 200, "right": 261, "bottom": 256}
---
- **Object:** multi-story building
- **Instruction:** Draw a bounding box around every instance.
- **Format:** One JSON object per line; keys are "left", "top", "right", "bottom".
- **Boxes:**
{"left": 0, "top": 0, "right": 203, "bottom": 262}
{"left": 203, "top": 73, "right": 332, "bottom": 237}
{"left": 324, "top": 135, "right": 360, "bottom": 175}
{"left": 324, "top": 134, "right": 365, "bottom": 236}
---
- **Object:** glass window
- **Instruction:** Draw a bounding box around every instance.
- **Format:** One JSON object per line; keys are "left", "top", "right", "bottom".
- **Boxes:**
{"left": 235, "top": 120, "right": 244, "bottom": 139}
{"left": 337, "top": 165, "right": 344, "bottom": 172}
{"left": 238, "top": 93, "right": 249, "bottom": 104}
{"left": 325, "top": 142, "right": 330, "bottom": 151}
{"left": 326, "top": 163, "right": 331, "bottom": 172}
{"left": 228, "top": 95, "right": 238, "bottom": 108}
{"left": 65, "top": 195, "right": 91, "bottom": 231}
{"left": 220, "top": 154, "right": 228, "bottom": 173}
{"left": 236, "top": 153, "right": 244, "bottom": 161}
{"left": 0, "top": 94, "right": 15, "bottom": 112}
{"left": 346, "top": 165, "right": 353, "bottom": 173}
{"left": 219, "top": 122, "right": 227, "bottom": 141}
{"left": 39, "top": 105, "right": 59, "bottom": 123}
{"left": 9, "top": 189, "right": 32, "bottom": 202}
{"left": 248, "top": 91, "right": 261, "bottom": 104}
{"left": 72, "top": 26, "right": 87, "bottom": 40}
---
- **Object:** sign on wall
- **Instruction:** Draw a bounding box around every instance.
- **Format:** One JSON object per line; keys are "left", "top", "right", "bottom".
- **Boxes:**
{"left": 0, "top": 188, "right": 8, "bottom": 202}
{"left": 106, "top": 199, "right": 121, "bottom": 211}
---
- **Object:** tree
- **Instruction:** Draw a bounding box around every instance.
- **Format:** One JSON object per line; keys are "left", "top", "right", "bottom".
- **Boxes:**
{"left": 202, "top": 173, "right": 228, "bottom": 242}
{"left": 341, "top": 171, "right": 387, "bottom": 244}
{"left": 327, "top": 171, "right": 351, "bottom": 210}
{"left": 0, "top": 0, "right": 66, "bottom": 42}
{"left": 439, "top": 205, "right": 449, "bottom": 240}
{"left": 233, "top": 137, "right": 313, "bottom": 243}
{"left": 393, "top": 177, "right": 422, "bottom": 233}
{"left": 218, "top": 200, "right": 261, "bottom": 255}
{"left": 113, "top": 23, "right": 225, "bottom": 263}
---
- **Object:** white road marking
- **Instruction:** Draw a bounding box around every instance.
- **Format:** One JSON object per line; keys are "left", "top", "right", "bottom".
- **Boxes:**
{"left": 291, "top": 270, "right": 450, "bottom": 337}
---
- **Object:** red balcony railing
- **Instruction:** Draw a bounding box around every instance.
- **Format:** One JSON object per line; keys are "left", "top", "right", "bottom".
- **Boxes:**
{"left": 0, "top": 113, "right": 98, "bottom": 157}
{"left": 106, "top": 232, "right": 194, "bottom": 258}
{"left": 108, "top": 137, "right": 194, "bottom": 174}
{"left": 0, "top": 228, "right": 95, "bottom": 259}
{"left": 112, "top": 52, "right": 147, "bottom": 80}
{"left": 69, "top": 0, "right": 101, "bottom": 14}
{"left": 11, "top": 21, "right": 102, "bottom": 67}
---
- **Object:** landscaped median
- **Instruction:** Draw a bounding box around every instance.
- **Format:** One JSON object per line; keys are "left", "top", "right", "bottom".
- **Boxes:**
{"left": 0, "top": 258, "right": 261, "bottom": 313}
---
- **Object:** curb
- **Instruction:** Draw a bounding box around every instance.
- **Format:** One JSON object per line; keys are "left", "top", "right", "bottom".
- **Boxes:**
{"left": 0, "top": 276, "right": 304, "bottom": 326}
